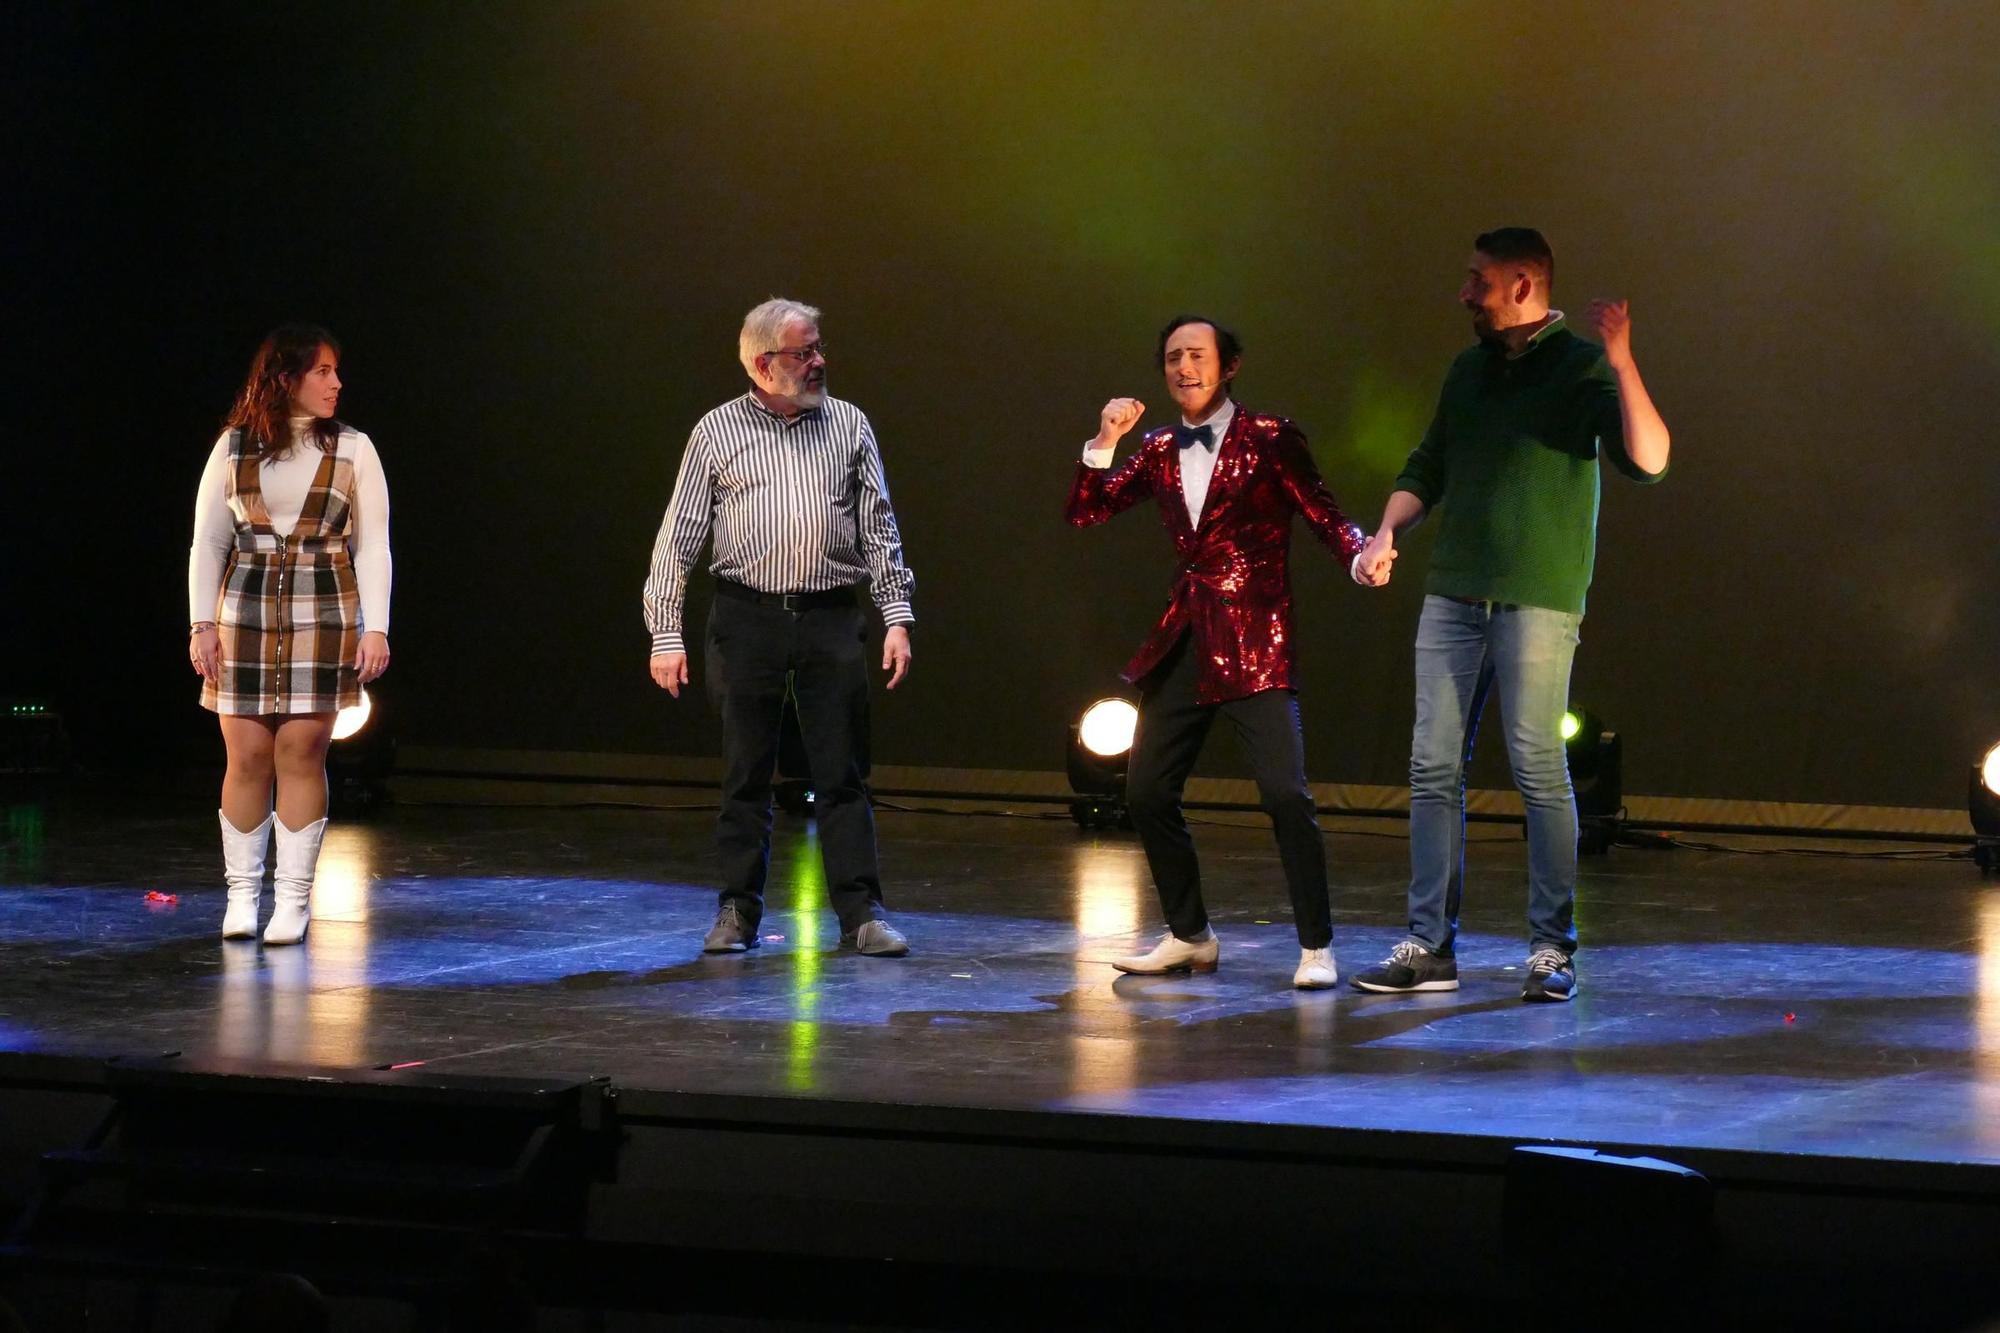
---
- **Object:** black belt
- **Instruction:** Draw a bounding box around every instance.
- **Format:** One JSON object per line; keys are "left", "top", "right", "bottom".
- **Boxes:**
{"left": 714, "top": 579, "right": 856, "bottom": 612}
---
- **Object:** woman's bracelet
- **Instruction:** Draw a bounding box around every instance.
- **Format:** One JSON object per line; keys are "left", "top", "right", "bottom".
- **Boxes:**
{"left": 189, "top": 621, "right": 216, "bottom": 636}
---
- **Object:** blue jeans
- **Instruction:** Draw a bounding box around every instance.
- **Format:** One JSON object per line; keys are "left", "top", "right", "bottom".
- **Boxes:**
{"left": 1407, "top": 595, "right": 1582, "bottom": 957}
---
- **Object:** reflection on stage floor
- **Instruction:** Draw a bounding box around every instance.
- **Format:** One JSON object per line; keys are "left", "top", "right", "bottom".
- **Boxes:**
{"left": 2, "top": 790, "right": 1994, "bottom": 1168}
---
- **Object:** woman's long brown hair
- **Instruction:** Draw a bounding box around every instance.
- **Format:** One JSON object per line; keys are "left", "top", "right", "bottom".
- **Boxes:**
{"left": 222, "top": 324, "right": 343, "bottom": 462}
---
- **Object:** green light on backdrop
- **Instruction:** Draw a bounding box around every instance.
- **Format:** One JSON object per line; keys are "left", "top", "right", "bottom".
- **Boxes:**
{"left": 1336, "top": 368, "right": 1430, "bottom": 477}
{"left": 1853, "top": 106, "right": 2000, "bottom": 344}
{"left": 1560, "top": 711, "right": 1582, "bottom": 742}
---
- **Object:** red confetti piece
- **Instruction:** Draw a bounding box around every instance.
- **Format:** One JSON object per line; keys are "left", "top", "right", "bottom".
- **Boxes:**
{"left": 144, "top": 892, "right": 178, "bottom": 906}
{"left": 1784, "top": 1013, "right": 1796, "bottom": 1023}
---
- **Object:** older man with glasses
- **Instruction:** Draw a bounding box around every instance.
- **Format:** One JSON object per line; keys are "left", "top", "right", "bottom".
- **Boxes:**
{"left": 644, "top": 297, "right": 917, "bottom": 957}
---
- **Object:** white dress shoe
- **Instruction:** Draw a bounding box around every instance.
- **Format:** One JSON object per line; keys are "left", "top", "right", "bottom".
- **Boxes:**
{"left": 1294, "top": 946, "right": 1338, "bottom": 990}
{"left": 1112, "top": 928, "right": 1219, "bottom": 975}
{"left": 841, "top": 919, "right": 911, "bottom": 957}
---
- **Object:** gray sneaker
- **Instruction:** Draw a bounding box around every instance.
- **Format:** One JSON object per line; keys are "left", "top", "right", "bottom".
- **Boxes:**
{"left": 1350, "top": 939, "right": 1459, "bottom": 993}
{"left": 702, "top": 902, "right": 760, "bottom": 953}
{"left": 1521, "top": 947, "right": 1576, "bottom": 1002}
{"left": 840, "top": 919, "right": 910, "bottom": 957}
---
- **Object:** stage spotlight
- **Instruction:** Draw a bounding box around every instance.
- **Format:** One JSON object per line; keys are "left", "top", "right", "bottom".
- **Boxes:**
{"left": 329, "top": 687, "right": 396, "bottom": 815}
{"left": 1970, "top": 740, "right": 2000, "bottom": 871}
{"left": 1067, "top": 698, "right": 1138, "bottom": 830}
{"left": 1079, "top": 699, "right": 1138, "bottom": 758}
{"left": 1564, "top": 705, "right": 1623, "bottom": 854}
{"left": 331, "top": 689, "right": 373, "bottom": 742}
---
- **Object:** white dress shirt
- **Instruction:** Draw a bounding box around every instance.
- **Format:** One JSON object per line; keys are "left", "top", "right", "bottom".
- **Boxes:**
{"left": 643, "top": 393, "right": 915, "bottom": 657}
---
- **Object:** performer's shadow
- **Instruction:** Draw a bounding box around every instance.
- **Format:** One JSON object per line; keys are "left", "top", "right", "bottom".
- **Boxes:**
{"left": 616, "top": 948, "right": 844, "bottom": 989}
{"left": 1102, "top": 969, "right": 1523, "bottom": 1042}
{"left": 1107, "top": 972, "right": 1224, "bottom": 1004}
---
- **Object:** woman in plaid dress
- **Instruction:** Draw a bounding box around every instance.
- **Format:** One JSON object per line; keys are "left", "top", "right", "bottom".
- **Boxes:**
{"left": 188, "top": 325, "right": 393, "bottom": 944}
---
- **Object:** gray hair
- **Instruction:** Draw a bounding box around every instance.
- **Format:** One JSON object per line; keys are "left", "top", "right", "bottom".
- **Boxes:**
{"left": 737, "top": 297, "right": 822, "bottom": 377}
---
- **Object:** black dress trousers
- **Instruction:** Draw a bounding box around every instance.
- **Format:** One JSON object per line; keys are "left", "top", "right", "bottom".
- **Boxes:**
{"left": 1123, "top": 633, "right": 1332, "bottom": 948}
{"left": 704, "top": 591, "right": 885, "bottom": 933}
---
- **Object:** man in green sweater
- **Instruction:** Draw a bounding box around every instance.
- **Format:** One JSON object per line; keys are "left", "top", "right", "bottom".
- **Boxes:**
{"left": 1350, "top": 228, "right": 1671, "bottom": 1002}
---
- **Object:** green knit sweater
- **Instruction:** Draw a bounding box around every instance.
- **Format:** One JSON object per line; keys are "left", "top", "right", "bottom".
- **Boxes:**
{"left": 1395, "top": 316, "right": 1665, "bottom": 615}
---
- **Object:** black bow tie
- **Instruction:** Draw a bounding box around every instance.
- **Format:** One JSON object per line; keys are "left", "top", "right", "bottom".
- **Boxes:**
{"left": 1176, "top": 424, "right": 1216, "bottom": 451}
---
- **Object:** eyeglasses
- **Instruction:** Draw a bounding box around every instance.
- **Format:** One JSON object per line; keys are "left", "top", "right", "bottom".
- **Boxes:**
{"left": 764, "top": 342, "right": 827, "bottom": 364}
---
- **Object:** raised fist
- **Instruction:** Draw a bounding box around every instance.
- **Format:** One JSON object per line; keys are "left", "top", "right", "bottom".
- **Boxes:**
{"left": 1094, "top": 397, "right": 1145, "bottom": 446}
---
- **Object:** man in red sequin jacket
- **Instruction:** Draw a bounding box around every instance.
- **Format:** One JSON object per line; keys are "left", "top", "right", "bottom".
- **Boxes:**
{"left": 1064, "top": 315, "right": 1387, "bottom": 989}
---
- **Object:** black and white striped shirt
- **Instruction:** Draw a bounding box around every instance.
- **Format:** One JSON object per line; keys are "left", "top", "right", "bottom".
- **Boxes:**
{"left": 643, "top": 392, "right": 915, "bottom": 656}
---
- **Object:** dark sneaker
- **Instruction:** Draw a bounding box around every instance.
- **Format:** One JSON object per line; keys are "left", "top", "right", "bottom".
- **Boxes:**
{"left": 1350, "top": 940, "right": 1459, "bottom": 993}
{"left": 840, "top": 919, "right": 910, "bottom": 957}
{"left": 702, "top": 902, "right": 760, "bottom": 953}
{"left": 1521, "top": 947, "right": 1576, "bottom": 1002}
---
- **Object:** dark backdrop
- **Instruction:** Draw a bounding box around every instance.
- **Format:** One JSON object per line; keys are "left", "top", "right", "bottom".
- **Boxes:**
{"left": 7, "top": 2, "right": 1998, "bottom": 809}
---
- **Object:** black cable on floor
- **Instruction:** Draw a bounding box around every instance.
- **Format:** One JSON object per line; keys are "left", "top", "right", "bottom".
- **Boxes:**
{"left": 1627, "top": 832, "right": 1972, "bottom": 862}
{"left": 871, "top": 798, "right": 1070, "bottom": 821}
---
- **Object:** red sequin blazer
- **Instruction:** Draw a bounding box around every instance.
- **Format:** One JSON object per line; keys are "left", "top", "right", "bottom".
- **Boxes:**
{"left": 1065, "top": 406, "right": 1367, "bottom": 705}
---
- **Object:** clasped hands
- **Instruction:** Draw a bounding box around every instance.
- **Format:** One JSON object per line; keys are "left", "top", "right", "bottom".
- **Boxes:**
{"left": 1351, "top": 532, "right": 1397, "bottom": 587}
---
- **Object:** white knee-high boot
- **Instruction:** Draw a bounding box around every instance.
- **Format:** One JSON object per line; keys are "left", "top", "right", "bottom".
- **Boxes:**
{"left": 219, "top": 810, "right": 273, "bottom": 940}
{"left": 265, "top": 814, "right": 326, "bottom": 946}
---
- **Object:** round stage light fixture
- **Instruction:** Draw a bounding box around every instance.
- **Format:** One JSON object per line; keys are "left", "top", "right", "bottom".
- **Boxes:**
{"left": 1068, "top": 697, "right": 1139, "bottom": 830}
{"left": 1563, "top": 704, "right": 1622, "bottom": 854}
{"left": 329, "top": 688, "right": 396, "bottom": 815}
{"left": 1078, "top": 698, "right": 1139, "bottom": 758}
{"left": 1971, "top": 739, "right": 2000, "bottom": 870}
{"left": 332, "top": 688, "right": 373, "bottom": 742}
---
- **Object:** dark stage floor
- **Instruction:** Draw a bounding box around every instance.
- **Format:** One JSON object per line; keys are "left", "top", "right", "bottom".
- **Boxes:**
{"left": 1, "top": 786, "right": 1995, "bottom": 1168}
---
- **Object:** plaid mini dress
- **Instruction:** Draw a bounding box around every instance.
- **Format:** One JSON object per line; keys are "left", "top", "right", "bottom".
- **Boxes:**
{"left": 200, "top": 430, "right": 363, "bottom": 716}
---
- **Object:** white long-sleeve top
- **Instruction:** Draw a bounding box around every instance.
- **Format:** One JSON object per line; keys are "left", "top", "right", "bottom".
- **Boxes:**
{"left": 187, "top": 422, "right": 393, "bottom": 632}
